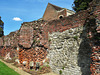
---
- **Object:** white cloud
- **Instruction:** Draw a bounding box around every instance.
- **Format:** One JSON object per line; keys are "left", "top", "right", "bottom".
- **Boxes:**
{"left": 13, "top": 17, "right": 22, "bottom": 21}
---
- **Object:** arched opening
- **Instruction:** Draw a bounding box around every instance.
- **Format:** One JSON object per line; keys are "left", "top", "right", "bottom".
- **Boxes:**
{"left": 59, "top": 15, "right": 63, "bottom": 19}
{"left": 59, "top": 16, "right": 63, "bottom": 19}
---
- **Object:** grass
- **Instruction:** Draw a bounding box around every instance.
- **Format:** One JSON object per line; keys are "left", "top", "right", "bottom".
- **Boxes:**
{"left": 0, "top": 61, "right": 19, "bottom": 75}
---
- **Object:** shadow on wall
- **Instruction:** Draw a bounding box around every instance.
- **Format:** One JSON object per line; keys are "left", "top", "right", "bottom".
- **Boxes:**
{"left": 78, "top": 19, "right": 92, "bottom": 75}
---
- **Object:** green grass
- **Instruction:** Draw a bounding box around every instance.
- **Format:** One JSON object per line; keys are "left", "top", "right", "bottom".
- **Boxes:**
{"left": 0, "top": 61, "right": 20, "bottom": 75}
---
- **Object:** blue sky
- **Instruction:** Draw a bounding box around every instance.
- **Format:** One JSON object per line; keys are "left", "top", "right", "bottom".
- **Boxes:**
{"left": 0, "top": 0, "right": 74, "bottom": 35}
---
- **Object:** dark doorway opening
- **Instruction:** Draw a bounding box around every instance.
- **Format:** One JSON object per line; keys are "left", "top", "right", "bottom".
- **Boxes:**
{"left": 59, "top": 16, "right": 63, "bottom": 19}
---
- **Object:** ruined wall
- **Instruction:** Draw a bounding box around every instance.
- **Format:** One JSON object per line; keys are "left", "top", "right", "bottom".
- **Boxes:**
{"left": 0, "top": 37, "right": 3, "bottom": 46}
{"left": 88, "top": 1, "right": 100, "bottom": 74}
{"left": 47, "top": 25, "right": 92, "bottom": 75}
{"left": 41, "top": 10, "right": 89, "bottom": 49}
{"left": 14, "top": 20, "right": 48, "bottom": 68}
{"left": 46, "top": 0, "right": 100, "bottom": 75}
{"left": 0, "top": 5, "right": 92, "bottom": 71}
{"left": 0, "top": 20, "right": 49, "bottom": 68}
{"left": 19, "top": 22, "right": 34, "bottom": 48}
{"left": 0, "top": 0, "right": 99, "bottom": 74}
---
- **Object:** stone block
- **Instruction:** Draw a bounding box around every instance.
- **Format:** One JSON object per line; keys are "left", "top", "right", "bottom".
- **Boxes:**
{"left": 30, "top": 61, "right": 34, "bottom": 67}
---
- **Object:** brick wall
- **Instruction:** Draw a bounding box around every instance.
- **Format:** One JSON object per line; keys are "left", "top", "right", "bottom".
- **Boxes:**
{"left": 42, "top": 3, "right": 67, "bottom": 21}
{"left": 0, "top": 0, "right": 99, "bottom": 72}
{"left": 42, "top": 4, "right": 58, "bottom": 21}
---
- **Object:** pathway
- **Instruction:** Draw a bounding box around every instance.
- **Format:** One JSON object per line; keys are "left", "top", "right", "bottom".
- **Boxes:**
{"left": 0, "top": 59, "right": 58, "bottom": 75}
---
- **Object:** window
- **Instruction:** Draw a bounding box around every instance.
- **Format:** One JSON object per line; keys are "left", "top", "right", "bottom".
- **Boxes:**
{"left": 59, "top": 15, "right": 64, "bottom": 19}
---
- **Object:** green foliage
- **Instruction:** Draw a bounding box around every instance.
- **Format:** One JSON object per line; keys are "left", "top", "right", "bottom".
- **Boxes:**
{"left": 62, "top": 66, "right": 65, "bottom": 70}
{"left": 47, "top": 62, "right": 49, "bottom": 64}
{"left": 0, "top": 61, "right": 19, "bottom": 75}
{"left": 39, "top": 65, "right": 50, "bottom": 71}
{"left": 73, "top": 35, "right": 78, "bottom": 40}
{"left": 0, "top": 20, "right": 4, "bottom": 25}
{"left": 33, "top": 39, "right": 36, "bottom": 43}
{"left": 48, "top": 39, "right": 51, "bottom": 42}
{"left": 46, "top": 65, "right": 49, "bottom": 67}
{"left": 59, "top": 70, "right": 62, "bottom": 75}
{"left": 94, "top": 36, "right": 100, "bottom": 40}
{"left": 0, "top": 17, "right": 4, "bottom": 37}
{"left": 30, "top": 69, "right": 35, "bottom": 71}
{"left": 72, "top": 0, "right": 93, "bottom": 12}
{"left": 39, "top": 66, "right": 43, "bottom": 70}
{"left": 0, "top": 27, "right": 3, "bottom": 31}
{"left": 0, "top": 33, "right": 3, "bottom": 37}
{"left": 88, "top": 35, "right": 90, "bottom": 37}
{"left": 95, "top": 14, "right": 98, "bottom": 17}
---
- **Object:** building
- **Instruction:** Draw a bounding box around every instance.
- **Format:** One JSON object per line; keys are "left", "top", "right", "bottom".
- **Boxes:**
{"left": 42, "top": 3, "right": 75, "bottom": 21}
{"left": 0, "top": 16, "right": 4, "bottom": 37}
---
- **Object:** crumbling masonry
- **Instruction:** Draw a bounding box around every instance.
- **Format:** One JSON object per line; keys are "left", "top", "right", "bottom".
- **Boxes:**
{"left": 0, "top": 0, "right": 100, "bottom": 75}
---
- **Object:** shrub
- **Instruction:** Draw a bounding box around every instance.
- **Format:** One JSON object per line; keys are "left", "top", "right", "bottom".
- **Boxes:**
{"left": 59, "top": 70, "right": 62, "bottom": 75}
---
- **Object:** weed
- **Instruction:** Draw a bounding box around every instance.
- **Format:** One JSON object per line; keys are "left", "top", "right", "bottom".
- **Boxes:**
{"left": 62, "top": 66, "right": 65, "bottom": 70}
{"left": 48, "top": 39, "right": 51, "bottom": 42}
{"left": 39, "top": 66, "right": 43, "bottom": 70}
{"left": 46, "top": 65, "right": 49, "bottom": 67}
{"left": 59, "top": 70, "right": 62, "bottom": 75}
{"left": 73, "top": 36, "right": 78, "bottom": 40}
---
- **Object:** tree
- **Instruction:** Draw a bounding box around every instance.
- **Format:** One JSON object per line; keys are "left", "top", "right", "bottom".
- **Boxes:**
{"left": 0, "top": 27, "right": 3, "bottom": 37}
{"left": 0, "top": 16, "right": 4, "bottom": 37}
{"left": 72, "top": 0, "right": 93, "bottom": 12}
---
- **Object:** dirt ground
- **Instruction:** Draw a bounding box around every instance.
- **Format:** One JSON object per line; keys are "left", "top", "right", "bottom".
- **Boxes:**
{"left": 41, "top": 72, "right": 58, "bottom": 75}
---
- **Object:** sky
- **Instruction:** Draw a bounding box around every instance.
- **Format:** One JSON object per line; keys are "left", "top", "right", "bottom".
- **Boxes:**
{"left": 0, "top": 0, "right": 74, "bottom": 35}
